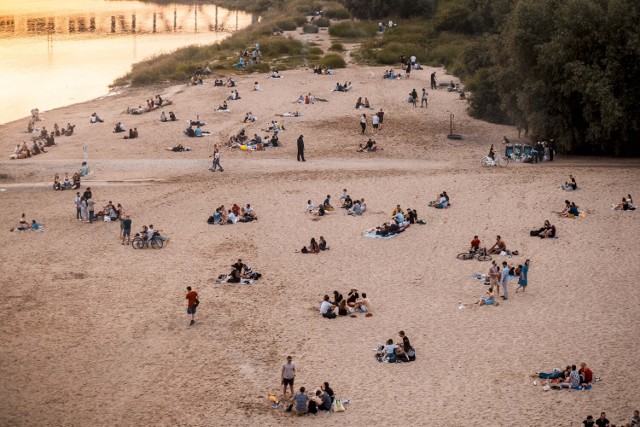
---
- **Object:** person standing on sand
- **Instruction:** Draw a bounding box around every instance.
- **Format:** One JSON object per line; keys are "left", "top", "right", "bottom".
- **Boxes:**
{"left": 500, "top": 261, "right": 510, "bottom": 300}
{"left": 75, "top": 192, "right": 82, "bottom": 220}
{"left": 516, "top": 259, "right": 529, "bottom": 293}
{"left": 377, "top": 109, "right": 384, "bottom": 130}
{"left": 297, "top": 135, "right": 305, "bottom": 162}
{"left": 282, "top": 355, "right": 296, "bottom": 399}
{"left": 421, "top": 88, "right": 429, "bottom": 108}
{"left": 488, "top": 261, "right": 500, "bottom": 297}
{"left": 186, "top": 286, "right": 199, "bottom": 326}
{"left": 121, "top": 215, "right": 132, "bottom": 245}
{"left": 360, "top": 114, "right": 367, "bottom": 134}
{"left": 372, "top": 113, "right": 379, "bottom": 134}
{"left": 87, "top": 198, "right": 95, "bottom": 224}
{"left": 431, "top": 71, "right": 437, "bottom": 90}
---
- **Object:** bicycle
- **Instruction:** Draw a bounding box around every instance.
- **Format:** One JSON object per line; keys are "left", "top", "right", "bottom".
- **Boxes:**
{"left": 457, "top": 248, "right": 492, "bottom": 261}
{"left": 481, "top": 154, "right": 508, "bottom": 167}
{"left": 131, "top": 232, "right": 165, "bottom": 249}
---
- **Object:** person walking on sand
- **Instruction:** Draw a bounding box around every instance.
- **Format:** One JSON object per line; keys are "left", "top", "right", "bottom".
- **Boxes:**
{"left": 210, "top": 145, "right": 224, "bottom": 172}
{"left": 360, "top": 114, "right": 367, "bottom": 135}
{"left": 372, "top": 113, "right": 380, "bottom": 134}
{"left": 75, "top": 192, "right": 82, "bottom": 220}
{"left": 297, "top": 135, "right": 305, "bottom": 162}
{"left": 121, "top": 215, "right": 132, "bottom": 245}
{"left": 185, "top": 286, "right": 199, "bottom": 326}
{"left": 282, "top": 355, "right": 296, "bottom": 399}
{"left": 421, "top": 88, "right": 429, "bottom": 108}
{"left": 516, "top": 259, "right": 529, "bottom": 293}
{"left": 500, "top": 261, "right": 510, "bottom": 300}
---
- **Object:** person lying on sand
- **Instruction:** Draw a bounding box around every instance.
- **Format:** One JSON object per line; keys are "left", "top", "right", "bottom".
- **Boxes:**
{"left": 277, "top": 111, "right": 301, "bottom": 117}
{"left": 166, "top": 144, "right": 191, "bottom": 152}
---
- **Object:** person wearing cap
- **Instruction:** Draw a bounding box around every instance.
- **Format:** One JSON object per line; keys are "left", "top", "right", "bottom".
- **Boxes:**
{"left": 297, "top": 135, "right": 305, "bottom": 161}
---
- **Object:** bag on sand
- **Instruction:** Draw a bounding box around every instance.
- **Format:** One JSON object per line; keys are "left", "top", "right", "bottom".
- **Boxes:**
{"left": 333, "top": 399, "right": 346, "bottom": 412}
{"left": 529, "top": 230, "right": 540, "bottom": 237}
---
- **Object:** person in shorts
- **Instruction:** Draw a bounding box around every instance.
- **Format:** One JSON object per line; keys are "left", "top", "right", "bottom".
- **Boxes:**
{"left": 281, "top": 355, "right": 296, "bottom": 399}
{"left": 121, "top": 215, "right": 132, "bottom": 245}
{"left": 186, "top": 286, "right": 198, "bottom": 326}
{"left": 376, "top": 109, "right": 384, "bottom": 130}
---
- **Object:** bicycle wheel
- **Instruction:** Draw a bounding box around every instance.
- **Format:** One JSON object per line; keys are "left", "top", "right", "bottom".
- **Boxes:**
{"left": 457, "top": 252, "right": 473, "bottom": 260}
{"left": 477, "top": 255, "right": 492, "bottom": 261}
{"left": 151, "top": 237, "right": 164, "bottom": 249}
{"left": 481, "top": 157, "right": 491, "bottom": 167}
{"left": 497, "top": 156, "right": 508, "bottom": 167}
{"left": 132, "top": 238, "right": 144, "bottom": 249}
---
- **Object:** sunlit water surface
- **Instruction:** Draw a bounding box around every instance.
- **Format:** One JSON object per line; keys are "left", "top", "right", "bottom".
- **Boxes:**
{"left": 0, "top": 0, "right": 254, "bottom": 124}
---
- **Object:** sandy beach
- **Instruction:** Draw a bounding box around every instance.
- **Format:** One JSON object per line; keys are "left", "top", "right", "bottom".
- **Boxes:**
{"left": 0, "top": 30, "right": 639, "bottom": 426}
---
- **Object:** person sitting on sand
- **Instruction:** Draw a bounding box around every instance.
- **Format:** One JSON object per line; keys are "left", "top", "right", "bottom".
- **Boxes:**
{"left": 226, "top": 77, "right": 236, "bottom": 87}
{"left": 429, "top": 193, "right": 449, "bottom": 209}
{"left": 323, "top": 195, "right": 334, "bottom": 211}
{"left": 71, "top": 173, "right": 81, "bottom": 189}
{"left": 346, "top": 289, "right": 359, "bottom": 307}
{"left": 475, "top": 289, "right": 497, "bottom": 306}
{"left": 90, "top": 113, "right": 104, "bottom": 123}
{"left": 217, "top": 101, "right": 229, "bottom": 111}
{"left": 342, "top": 195, "right": 353, "bottom": 209}
{"left": 305, "top": 200, "right": 315, "bottom": 214}
{"left": 355, "top": 97, "right": 363, "bottom": 109}
{"left": 320, "top": 295, "right": 336, "bottom": 318}
{"left": 363, "top": 97, "right": 370, "bottom": 108}
{"left": 168, "top": 111, "right": 177, "bottom": 121}
{"left": 243, "top": 112, "right": 256, "bottom": 123}
{"left": 353, "top": 293, "right": 371, "bottom": 313}
{"left": 561, "top": 174, "right": 578, "bottom": 191}
{"left": 114, "top": 122, "right": 125, "bottom": 133}
{"left": 79, "top": 161, "right": 89, "bottom": 177}
{"left": 271, "top": 70, "right": 281, "bottom": 78}
{"left": 13, "top": 213, "right": 30, "bottom": 231}
{"left": 488, "top": 235, "right": 517, "bottom": 255}
{"left": 318, "top": 236, "right": 329, "bottom": 251}
{"left": 337, "top": 300, "right": 349, "bottom": 316}
{"left": 564, "top": 202, "right": 580, "bottom": 217}
{"left": 53, "top": 173, "right": 61, "bottom": 190}
{"left": 301, "top": 237, "right": 320, "bottom": 254}
{"left": 578, "top": 362, "right": 593, "bottom": 386}
{"left": 160, "top": 111, "right": 167, "bottom": 122}
{"left": 123, "top": 128, "right": 138, "bottom": 139}
{"left": 538, "top": 220, "right": 556, "bottom": 238}
{"left": 214, "top": 78, "right": 223, "bottom": 86}
{"left": 556, "top": 199, "right": 571, "bottom": 216}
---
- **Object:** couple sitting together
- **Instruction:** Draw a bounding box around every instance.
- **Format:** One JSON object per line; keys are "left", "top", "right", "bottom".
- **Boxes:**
{"left": 613, "top": 194, "right": 635, "bottom": 211}
{"left": 557, "top": 200, "right": 582, "bottom": 218}
{"left": 160, "top": 111, "right": 177, "bottom": 122}
{"left": 530, "top": 220, "right": 556, "bottom": 238}
{"left": 561, "top": 174, "right": 578, "bottom": 191}
{"left": 184, "top": 125, "right": 210, "bottom": 137}
{"left": 357, "top": 139, "right": 381, "bottom": 152}
{"left": 428, "top": 191, "right": 450, "bottom": 208}
{"left": 375, "top": 331, "right": 415, "bottom": 362}
{"left": 320, "top": 289, "right": 371, "bottom": 318}
{"left": 305, "top": 195, "right": 334, "bottom": 216}
{"left": 207, "top": 204, "right": 257, "bottom": 224}
{"left": 300, "top": 236, "right": 328, "bottom": 254}
{"left": 217, "top": 259, "right": 261, "bottom": 283}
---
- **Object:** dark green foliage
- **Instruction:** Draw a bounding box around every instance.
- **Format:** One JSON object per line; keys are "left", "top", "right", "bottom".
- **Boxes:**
{"left": 341, "top": 0, "right": 437, "bottom": 19}
{"left": 314, "top": 17, "right": 332, "bottom": 27}
{"left": 329, "top": 42, "right": 344, "bottom": 51}
{"left": 319, "top": 54, "right": 347, "bottom": 68}
{"left": 308, "top": 46, "right": 324, "bottom": 55}
{"left": 276, "top": 20, "right": 298, "bottom": 31}
{"left": 328, "top": 21, "right": 377, "bottom": 38}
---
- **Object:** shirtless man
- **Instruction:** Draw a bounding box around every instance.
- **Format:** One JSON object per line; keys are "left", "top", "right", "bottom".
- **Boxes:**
{"left": 488, "top": 235, "right": 507, "bottom": 254}
{"left": 488, "top": 261, "right": 500, "bottom": 297}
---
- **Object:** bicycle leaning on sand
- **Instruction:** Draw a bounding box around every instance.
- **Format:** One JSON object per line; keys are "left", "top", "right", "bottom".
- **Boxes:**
{"left": 481, "top": 154, "right": 508, "bottom": 167}
{"left": 457, "top": 248, "right": 492, "bottom": 262}
{"left": 131, "top": 231, "right": 166, "bottom": 249}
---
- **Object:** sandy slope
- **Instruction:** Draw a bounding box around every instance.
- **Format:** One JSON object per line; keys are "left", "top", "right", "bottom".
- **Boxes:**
{"left": 0, "top": 32, "right": 639, "bottom": 427}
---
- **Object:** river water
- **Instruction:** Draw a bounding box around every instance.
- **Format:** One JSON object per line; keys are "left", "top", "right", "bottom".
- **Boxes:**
{"left": 0, "top": 0, "right": 254, "bottom": 125}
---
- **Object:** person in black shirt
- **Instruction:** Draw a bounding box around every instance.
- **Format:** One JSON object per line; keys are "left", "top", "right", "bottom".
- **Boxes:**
{"left": 583, "top": 415, "right": 595, "bottom": 427}
{"left": 297, "top": 135, "right": 305, "bottom": 161}
{"left": 595, "top": 412, "right": 609, "bottom": 427}
{"left": 347, "top": 289, "right": 359, "bottom": 306}
{"left": 231, "top": 259, "right": 246, "bottom": 273}
{"left": 321, "top": 382, "right": 335, "bottom": 404}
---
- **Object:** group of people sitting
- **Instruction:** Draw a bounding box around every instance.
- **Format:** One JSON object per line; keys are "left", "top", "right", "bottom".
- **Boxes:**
{"left": 532, "top": 362, "right": 595, "bottom": 390}
{"left": 10, "top": 213, "right": 43, "bottom": 232}
{"left": 207, "top": 204, "right": 257, "bottom": 224}
{"left": 382, "top": 69, "right": 405, "bottom": 80}
{"left": 312, "top": 65, "right": 334, "bottom": 75}
{"left": 227, "top": 90, "right": 241, "bottom": 101}
{"left": 305, "top": 195, "right": 335, "bottom": 217}
{"left": 582, "top": 410, "right": 639, "bottom": 427}
{"left": 299, "top": 236, "right": 329, "bottom": 254}
{"left": 374, "top": 331, "right": 415, "bottom": 363}
{"left": 212, "top": 77, "right": 236, "bottom": 87}
{"left": 293, "top": 93, "right": 327, "bottom": 104}
{"left": 365, "top": 205, "right": 417, "bottom": 236}
{"left": 332, "top": 81, "right": 354, "bottom": 92}
{"left": 612, "top": 194, "right": 635, "bottom": 211}
{"left": 53, "top": 172, "right": 81, "bottom": 190}
{"left": 319, "top": 289, "right": 371, "bottom": 318}
{"left": 10, "top": 140, "right": 48, "bottom": 159}
{"left": 53, "top": 123, "right": 75, "bottom": 137}
{"left": 356, "top": 139, "right": 380, "bottom": 153}
{"left": 530, "top": 220, "right": 556, "bottom": 238}
{"left": 216, "top": 259, "right": 261, "bottom": 284}
{"left": 354, "top": 97, "right": 371, "bottom": 109}
{"left": 184, "top": 124, "right": 210, "bottom": 137}
{"left": 290, "top": 383, "right": 335, "bottom": 415}
{"left": 127, "top": 96, "right": 167, "bottom": 115}
{"left": 94, "top": 200, "right": 125, "bottom": 223}
{"left": 338, "top": 189, "right": 367, "bottom": 216}
{"left": 227, "top": 129, "right": 280, "bottom": 150}
{"left": 428, "top": 191, "right": 450, "bottom": 209}
{"left": 160, "top": 111, "right": 177, "bottom": 122}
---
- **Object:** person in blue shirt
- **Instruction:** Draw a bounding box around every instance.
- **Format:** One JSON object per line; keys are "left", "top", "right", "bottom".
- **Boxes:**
{"left": 194, "top": 126, "right": 203, "bottom": 137}
{"left": 516, "top": 259, "right": 530, "bottom": 293}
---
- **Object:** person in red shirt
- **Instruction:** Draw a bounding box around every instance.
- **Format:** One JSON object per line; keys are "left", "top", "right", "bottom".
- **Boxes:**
{"left": 579, "top": 361, "right": 593, "bottom": 385}
{"left": 185, "top": 286, "right": 199, "bottom": 326}
{"left": 470, "top": 235, "right": 481, "bottom": 252}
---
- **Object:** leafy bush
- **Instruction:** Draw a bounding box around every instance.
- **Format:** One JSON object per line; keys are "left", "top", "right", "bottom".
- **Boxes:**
{"left": 319, "top": 54, "right": 346, "bottom": 68}
{"left": 324, "top": 5, "right": 350, "bottom": 20}
{"left": 293, "top": 15, "right": 308, "bottom": 26}
{"left": 308, "top": 46, "right": 324, "bottom": 55}
{"left": 314, "top": 17, "right": 331, "bottom": 27}
{"left": 303, "top": 23, "right": 319, "bottom": 33}
{"left": 247, "top": 63, "right": 271, "bottom": 73}
{"left": 276, "top": 20, "right": 298, "bottom": 31}
{"left": 328, "top": 21, "right": 377, "bottom": 38}
{"left": 329, "top": 42, "right": 344, "bottom": 51}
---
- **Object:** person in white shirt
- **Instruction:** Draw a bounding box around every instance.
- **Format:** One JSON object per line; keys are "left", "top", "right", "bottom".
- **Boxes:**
{"left": 372, "top": 114, "right": 380, "bottom": 133}
{"left": 305, "top": 200, "right": 315, "bottom": 214}
{"left": 320, "top": 295, "right": 336, "bottom": 318}
{"left": 147, "top": 225, "right": 156, "bottom": 241}
{"left": 500, "top": 261, "right": 510, "bottom": 300}
{"left": 227, "top": 211, "right": 237, "bottom": 224}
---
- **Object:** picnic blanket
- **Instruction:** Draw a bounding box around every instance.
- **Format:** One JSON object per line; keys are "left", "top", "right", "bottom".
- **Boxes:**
{"left": 363, "top": 231, "right": 399, "bottom": 239}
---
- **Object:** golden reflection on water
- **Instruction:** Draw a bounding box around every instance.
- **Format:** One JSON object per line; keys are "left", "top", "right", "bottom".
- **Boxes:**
{"left": 0, "top": 0, "right": 255, "bottom": 124}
